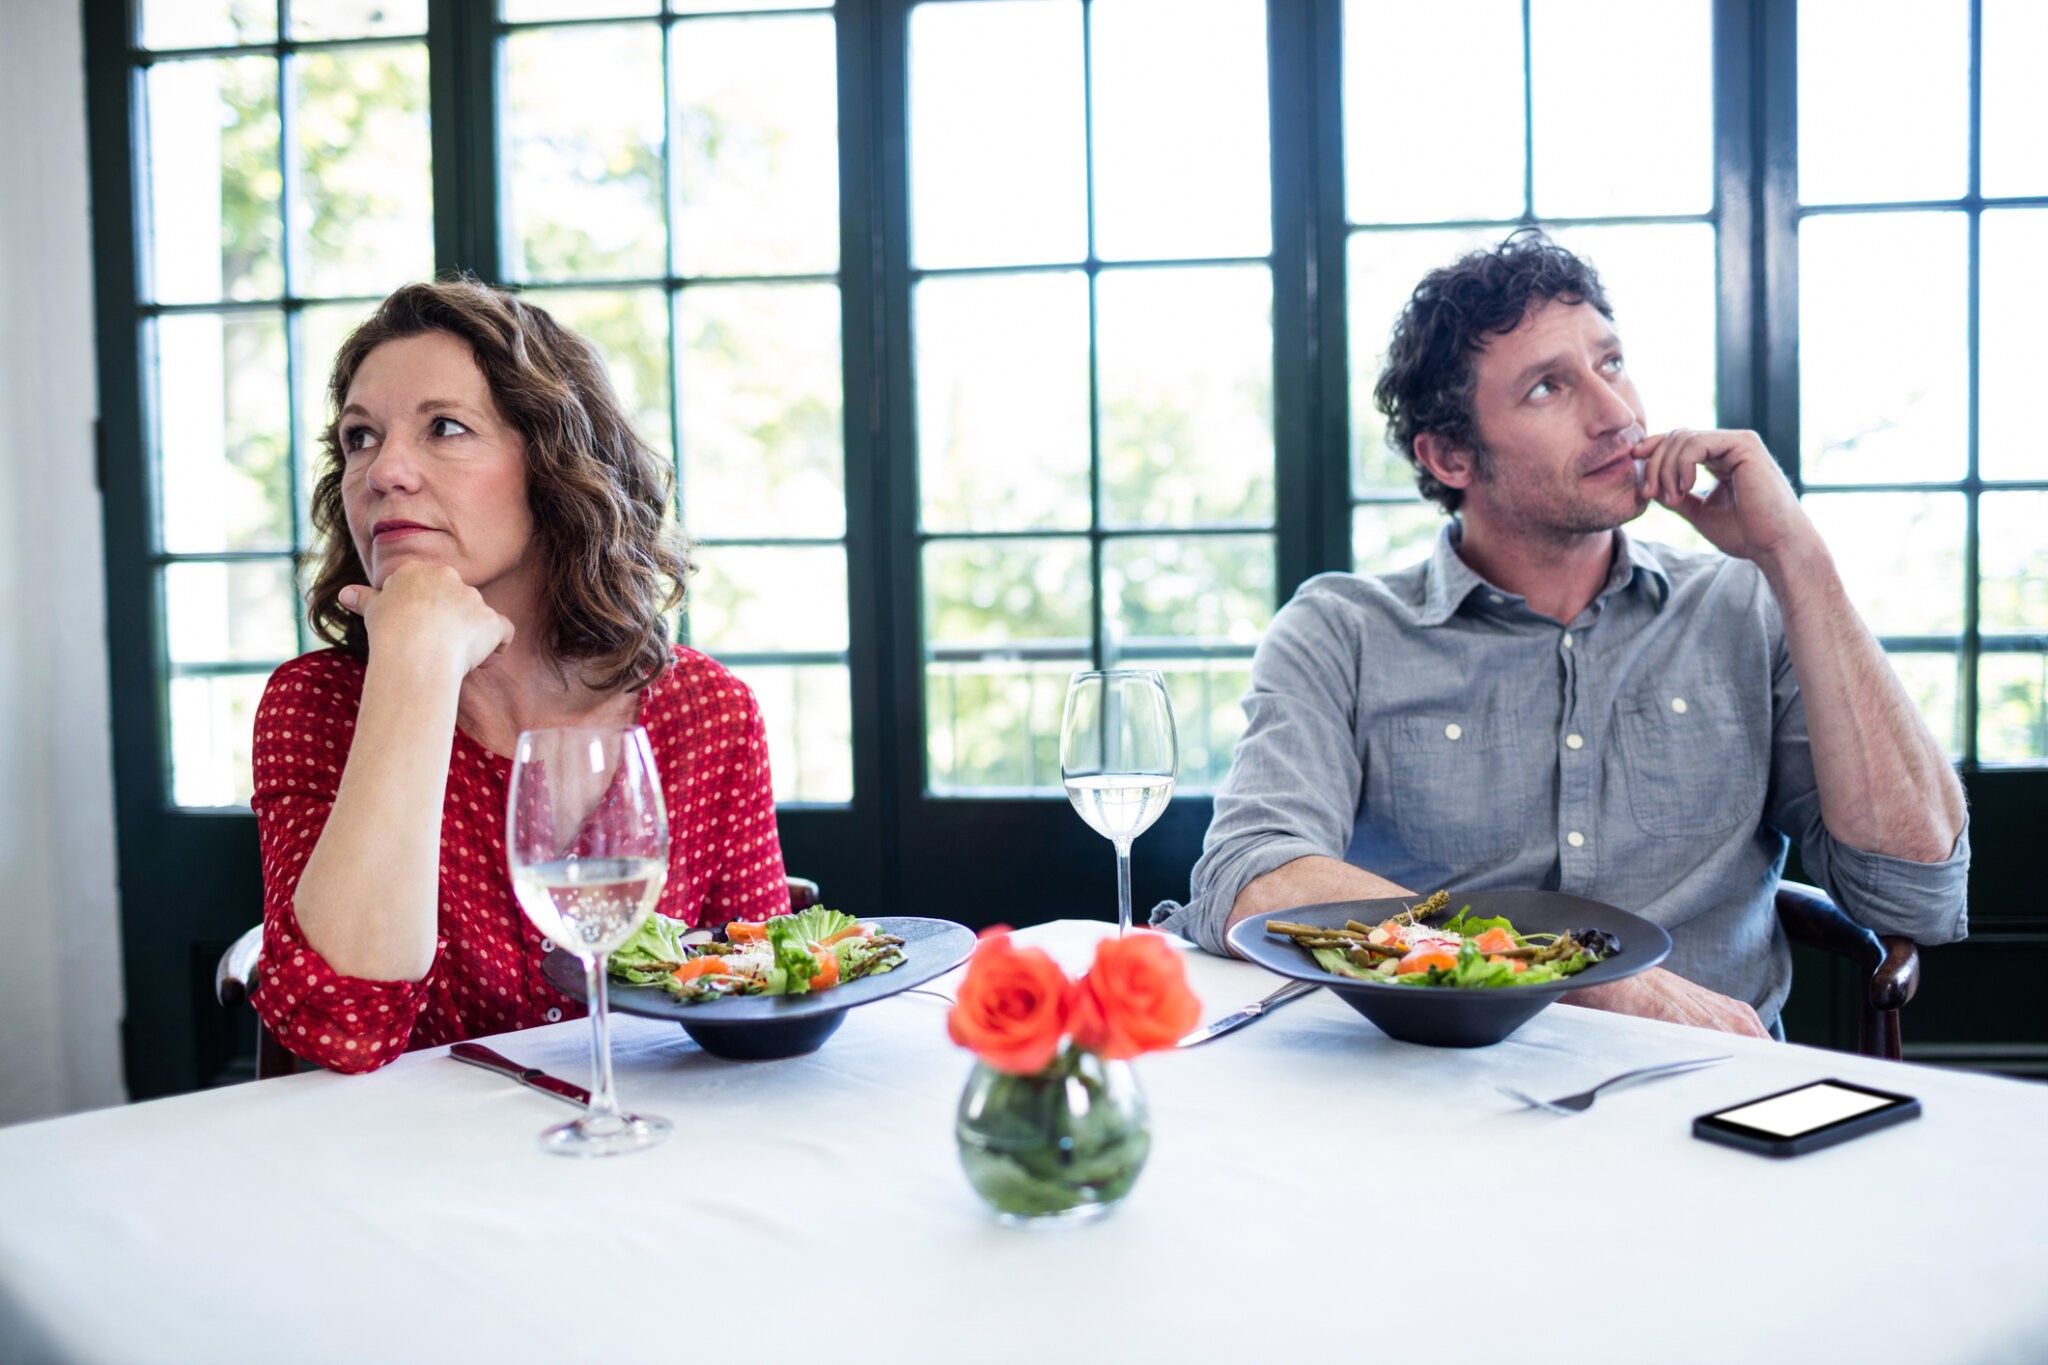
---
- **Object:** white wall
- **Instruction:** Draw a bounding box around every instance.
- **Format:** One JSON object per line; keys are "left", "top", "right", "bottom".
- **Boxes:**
{"left": 0, "top": 0, "right": 128, "bottom": 1125}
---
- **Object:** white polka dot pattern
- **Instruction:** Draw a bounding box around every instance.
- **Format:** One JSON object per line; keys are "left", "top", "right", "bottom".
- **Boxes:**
{"left": 248, "top": 646, "right": 788, "bottom": 1074}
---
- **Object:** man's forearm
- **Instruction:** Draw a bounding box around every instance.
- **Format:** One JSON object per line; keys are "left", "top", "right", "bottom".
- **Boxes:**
{"left": 1760, "top": 538, "right": 1967, "bottom": 862}
{"left": 1224, "top": 856, "right": 1414, "bottom": 947}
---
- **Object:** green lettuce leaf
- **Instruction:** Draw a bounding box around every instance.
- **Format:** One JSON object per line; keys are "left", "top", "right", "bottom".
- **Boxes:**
{"left": 612, "top": 912, "right": 695, "bottom": 973}
{"left": 1438, "top": 911, "right": 1516, "bottom": 939}
{"left": 763, "top": 914, "right": 821, "bottom": 993}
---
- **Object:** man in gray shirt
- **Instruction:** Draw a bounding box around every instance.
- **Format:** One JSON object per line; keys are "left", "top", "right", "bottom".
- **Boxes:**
{"left": 1153, "top": 232, "right": 1969, "bottom": 1036}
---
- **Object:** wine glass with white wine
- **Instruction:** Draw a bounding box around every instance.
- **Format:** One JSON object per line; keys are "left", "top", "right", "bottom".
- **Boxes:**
{"left": 1060, "top": 670, "right": 1178, "bottom": 937}
{"left": 507, "top": 724, "right": 671, "bottom": 1157}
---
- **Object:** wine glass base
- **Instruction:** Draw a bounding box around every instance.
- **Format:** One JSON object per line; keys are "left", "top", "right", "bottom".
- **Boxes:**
{"left": 537, "top": 1111, "right": 671, "bottom": 1158}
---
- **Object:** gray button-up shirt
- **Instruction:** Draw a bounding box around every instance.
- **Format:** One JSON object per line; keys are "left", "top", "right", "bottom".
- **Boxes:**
{"left": 1152, "top": 525, "right": 1969, "bottom": 1026}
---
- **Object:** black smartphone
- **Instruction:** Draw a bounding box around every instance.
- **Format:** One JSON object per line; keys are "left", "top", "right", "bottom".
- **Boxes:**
{"left": 1693, "top": 1078, "right": 1920, "bottom": 1157}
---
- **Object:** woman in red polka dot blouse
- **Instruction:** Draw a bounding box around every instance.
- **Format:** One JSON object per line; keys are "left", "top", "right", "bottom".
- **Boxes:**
{"left": 251, "top": 281, "right": 789, "bottom": 1074}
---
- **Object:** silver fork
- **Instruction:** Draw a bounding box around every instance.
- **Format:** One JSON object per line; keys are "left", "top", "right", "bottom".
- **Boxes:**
{"left": 1497, "top": 1055, "right": 1731, "bottom": 1115}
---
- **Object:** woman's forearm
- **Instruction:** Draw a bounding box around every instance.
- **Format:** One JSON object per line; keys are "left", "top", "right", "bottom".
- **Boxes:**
{"left": 292, "top": 648, "right": 467, "bottom": 981}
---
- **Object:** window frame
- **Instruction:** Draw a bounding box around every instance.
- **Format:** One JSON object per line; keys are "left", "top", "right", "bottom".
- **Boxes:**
{"left": 86, "top": 0, "right": 2048, "bottom": 1099}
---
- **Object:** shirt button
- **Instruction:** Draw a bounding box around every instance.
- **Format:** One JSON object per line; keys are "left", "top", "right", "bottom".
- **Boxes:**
{"left": 1671, "top": 697, "right": 1689, "bottom": 714}
{"left": 545, "top": 1007, "right": 562, "bottom": 1022}
{"left": 1567, "top": 831, "right": 1586, "bottom": 848}
{"left": 1562, "top": 632, "right": 1574, "bottom": 649}
{"left": 540, "top": 939, "right": 554, "bottom": 952}
{"left": 1565, "top": 734, "right": 1584, "bottom": 750}
{"left": 1488, "top": 593, "right": 1505, "bottom": 606}
{"left": 1444, "top": 723, "right": 1463, "bottom": 740}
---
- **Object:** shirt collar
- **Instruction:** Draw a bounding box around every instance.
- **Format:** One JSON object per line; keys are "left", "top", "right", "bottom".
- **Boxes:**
{"left": 1415, "top": 521, "right": 1674, "bottom": 627}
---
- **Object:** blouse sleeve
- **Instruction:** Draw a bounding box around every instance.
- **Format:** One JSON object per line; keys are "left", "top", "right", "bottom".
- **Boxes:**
{"left": 247, "top": 653, "right": 446, "bottom": 1074}
{"left": 685, "top": 666, "right": 790, "bottom": 929}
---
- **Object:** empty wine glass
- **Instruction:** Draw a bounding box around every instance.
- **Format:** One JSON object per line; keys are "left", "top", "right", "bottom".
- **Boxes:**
{"left": 507, "top": 725, "right": 671, "bottom": 1157}
{"left": 1060, "top": 670, "right": 1178, "bottom": 937}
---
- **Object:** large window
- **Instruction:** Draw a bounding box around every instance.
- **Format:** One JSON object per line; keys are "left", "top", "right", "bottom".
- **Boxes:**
{"left": 88, "top": 0, "right": 2048, "bottom": 1094}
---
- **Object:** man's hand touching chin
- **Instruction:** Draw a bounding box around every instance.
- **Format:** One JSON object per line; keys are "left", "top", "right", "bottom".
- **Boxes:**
{"left": 1562, "top": 967, "right": 1772, "bottom": 1038}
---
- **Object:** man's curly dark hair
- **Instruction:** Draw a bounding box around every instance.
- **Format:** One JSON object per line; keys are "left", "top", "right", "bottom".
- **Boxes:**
{"left": 1372, "top": 229, "right": 1614, "bottom": 513}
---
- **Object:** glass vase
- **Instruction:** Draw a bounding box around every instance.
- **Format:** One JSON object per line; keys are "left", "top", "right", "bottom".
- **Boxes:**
{"left": 954, "top": 1047, "right": 1150, "bottom": 1224}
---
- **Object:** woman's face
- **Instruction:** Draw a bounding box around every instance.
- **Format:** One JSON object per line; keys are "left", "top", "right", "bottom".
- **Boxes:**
{"left": 337, "top": 330, "right": 538, "bottom": 608}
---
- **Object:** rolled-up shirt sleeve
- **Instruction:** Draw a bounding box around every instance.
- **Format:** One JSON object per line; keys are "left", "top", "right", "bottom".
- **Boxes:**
{"left": 1153, "top": 586, "right": 1368, "bottom": 954}
{"left": 1763, "top": 625, "right": 1970, "bottom": 946}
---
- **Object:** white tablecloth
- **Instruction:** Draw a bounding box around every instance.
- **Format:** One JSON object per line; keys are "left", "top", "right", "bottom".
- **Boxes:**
{"left": 3, "top": 920, "right": 2045, "bottom": 1365}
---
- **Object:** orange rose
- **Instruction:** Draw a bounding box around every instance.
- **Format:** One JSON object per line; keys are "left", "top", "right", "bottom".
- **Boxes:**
{"left": 947, "top": 933, "right": 1074, "bottom": 1075}
{"left": 1069, "top": 931, "right": 1202, "bottom": 1061}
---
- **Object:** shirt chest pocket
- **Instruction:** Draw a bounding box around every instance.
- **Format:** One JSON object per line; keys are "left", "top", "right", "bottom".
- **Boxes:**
{"left": 1379, "top": 713, "right": 1529, "bottom": 866}
{"left": 1616, "top": 683, "right": 1763, "bottom": 839}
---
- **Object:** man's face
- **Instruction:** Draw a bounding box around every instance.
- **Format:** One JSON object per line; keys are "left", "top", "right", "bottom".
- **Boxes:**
{"left": 1451, "top": 297, "right": 1649, "bottom": 540}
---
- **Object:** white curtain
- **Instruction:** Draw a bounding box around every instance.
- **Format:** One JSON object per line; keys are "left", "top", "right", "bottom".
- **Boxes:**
{"left": 0, "top": 0, "right": 127, "bottom": 1126}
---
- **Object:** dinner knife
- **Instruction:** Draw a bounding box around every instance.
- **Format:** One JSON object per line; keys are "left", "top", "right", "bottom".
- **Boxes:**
{"left": 448, "top": 1043, "right": 590, "bottom": 1108}
{"left": 1176, "top": 979, "right": 1320, "bottom": 1047}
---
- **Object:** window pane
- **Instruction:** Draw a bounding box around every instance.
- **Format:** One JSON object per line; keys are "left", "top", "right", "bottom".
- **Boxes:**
{"left": 290, "top": 0, "right": 426, "bottom": 40}
{"left": 1348, "top": 227, "right": 1499, "bottom": 495}
{"left": 1799, "top": 213, "right": 1967, "bottom": 485}
{"left": 1090, "top": 0, "right": 1270, "bottom": 261}
{"left": 170, "top": 672, "right": 269, "bottom": 808}
{"left": 672, "top": 15, "right": 838, "bottom": 277}
{"left": 916, "top": 272, "right": 1090, "bottom": 533}
{"left": 1344, "top": 0, "right": 1522, "bottom": 224}
{"left": 925, "top": 661, "right": 1074, "bottom": 792}
{"left": 679, "top": 283, "right": 844, "bottom": 540}
{"left": 1630, "top": 500, "right": 1716, "bottom": 556}
{"left": 294, "top": 46, "right": 433, "bottom": 299}
{"left": 673, "top": 0, "right": 830, "bottom": 11}
{"left": 727, "top": 663, "right": 853, "bottom": 804}
{"left": 141, "top": 1, "right": 274, "bottom": 49}
{"left": 146, "top": 56, "right": 281, "bottom": 304}
{"left": 1980, "top": 209, "right": 2047, "bottom": 483}
{"left": 1155, "top": 660, "right": 1252, "bottom": 790}
{"left": 298, "top": 300, "right": 372, "bottom": 536}
{"left": 1549, "top": 223, "right": 1717, "bottom": 435}
{"left": 1532, "top": 0, "right": 1710, "bottom": 217}
{"left": 1802, "top": 492, "right": 1965, "bottom": 635}
{"left": 503, "top": 0, "right": 657, "bottom": 19}
{"left": 1983, "top": 0, "right": 2048, "bottom": 196}
{"left": 526, "top": 286, "right": 673, "bottom": 462}
{"left": 909, "top": 1, "right": 1086, "bottom": 269}
{"left": 1098, "top": 265, "right": 1273, "bottom": 527}
{"left": 1798, "top": 0, "right": 1969, "bottom": 205}
{"left": 165, "top": 560, "right": 300, "bottom": 664}
{"left": 1892, "top": 653, "right": 1961, "bottom": 761}
{"left": 1351, "top": 500, "right": 1443, "bottom": 575}
{"left": 1980, "top": 653, "right": 2048, "bottom": 765}
{"left": 689, "top": 546, "right": 848, "bottom": 654}
{"left": 1980, "top": 493, "right": 2048, "bottom": 634}
{"left": 156, "top": 311, "right": 291, "bottom": 553}
{"left": 505, "top": 23, "right": 666, "bottom": 282}
{"left": 1104, "top": 534, "right": 1272, "bottom": 658}
{"left": 924, "top": 538, "right": 1091, "bottom": 654}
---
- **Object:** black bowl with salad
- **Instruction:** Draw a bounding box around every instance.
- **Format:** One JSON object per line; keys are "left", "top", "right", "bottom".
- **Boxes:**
{"left": 542, "top": 909, "right": 975, "bottom": 1061}
{"left": 1226, "top": 890, "right": 1671, "bottom": 1048}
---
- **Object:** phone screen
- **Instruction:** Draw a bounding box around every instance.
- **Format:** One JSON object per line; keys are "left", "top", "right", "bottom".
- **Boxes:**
{"left": 1709, "top": 1081, "right": 1897, "bottom": 1137}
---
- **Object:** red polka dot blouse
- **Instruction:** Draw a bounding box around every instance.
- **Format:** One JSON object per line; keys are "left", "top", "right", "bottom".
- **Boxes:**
{"left": 250, "top": 645, "right": 789, "bottom": 1073}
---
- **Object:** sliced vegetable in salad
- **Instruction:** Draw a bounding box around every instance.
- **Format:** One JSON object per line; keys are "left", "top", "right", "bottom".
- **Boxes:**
{"left": 610, "top": 907, "right": 906, "bottom": 1002}
{"left": 1267, "top": 890, "right": 1619, "bottom": 989}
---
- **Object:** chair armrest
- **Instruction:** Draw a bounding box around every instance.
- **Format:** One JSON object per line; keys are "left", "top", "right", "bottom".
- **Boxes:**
{"left": 1775, "top": 880, "right": 1920, "bottom": 1014}
{"left": 1873, "top": 935, "right": 1920, "bottom": 1012}
{"left": 787, "top": 877, "right": 820, "bottom": 913}
{"left": 215, "top": 924, "right": 264, "bottom": 1009}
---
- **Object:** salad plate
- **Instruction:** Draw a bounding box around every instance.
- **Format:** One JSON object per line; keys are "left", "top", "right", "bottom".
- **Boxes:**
{"left": 543, "top": 915, "right": 975, "bottom": 1061}
{"left": 1226, "top": 891, "right": 1671, "bottom": 1048}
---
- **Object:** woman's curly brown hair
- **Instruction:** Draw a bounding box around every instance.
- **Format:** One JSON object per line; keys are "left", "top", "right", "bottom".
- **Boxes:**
{"left": 303, "top": 278, "right": 689, "bottom": 693}
{"left": 1372, "top": 229, "right": 1614, "bottom": 513}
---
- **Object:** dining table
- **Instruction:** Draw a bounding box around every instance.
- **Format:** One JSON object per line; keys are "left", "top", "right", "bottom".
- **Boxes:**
{"left": 2, "top": 918, "right": 2044, "bottom": 1365}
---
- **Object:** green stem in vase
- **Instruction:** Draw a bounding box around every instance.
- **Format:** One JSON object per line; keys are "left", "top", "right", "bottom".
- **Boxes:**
{"left": 956, "top": 1046, "right": 1151, "bottom": 1221}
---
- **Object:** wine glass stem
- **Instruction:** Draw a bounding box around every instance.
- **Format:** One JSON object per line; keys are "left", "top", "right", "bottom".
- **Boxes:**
{"left": 584, "top": 953, "right": 622, "bottom": 1122}
{"left": 1114, "top": 837, "right": 1134, "bottom": 937}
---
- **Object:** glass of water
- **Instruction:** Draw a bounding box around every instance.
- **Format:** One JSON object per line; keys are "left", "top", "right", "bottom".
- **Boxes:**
{"left": 1060, "top": 671, "right": 1178, "bottom": 937}
{"left": 507, "top": 724, "right": 671, "bottom": 1157}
